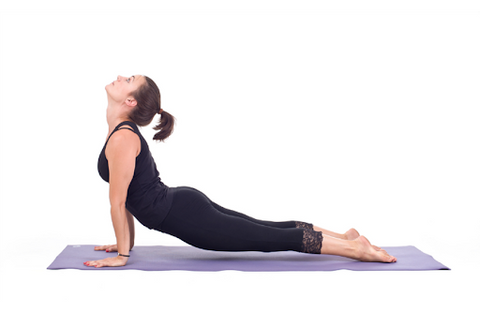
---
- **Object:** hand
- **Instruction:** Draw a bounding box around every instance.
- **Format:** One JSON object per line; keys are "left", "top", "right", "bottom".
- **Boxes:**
{"left": 84, "top": 256, "right": 128, "bottom": 268}
{"left": 94, "top": 244, "right": 118, "bottom": 253}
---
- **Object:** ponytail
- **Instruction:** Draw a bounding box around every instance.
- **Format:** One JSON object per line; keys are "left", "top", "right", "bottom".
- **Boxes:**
{"left": 153, "top": 110, "right": 175, "bottom": 142}
{"left": 129, "top": 75, "right": 176, "bottom": 142}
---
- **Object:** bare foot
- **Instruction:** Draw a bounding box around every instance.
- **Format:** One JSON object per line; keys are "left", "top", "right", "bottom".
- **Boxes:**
{"left": 344, "top": 229, "right": 383, "bottom": 251}
{"left": 345, "top": 228, "right": 360, "bottom": 240}
{"left": 353, "top": 236, "right": 397, "bottom": 263}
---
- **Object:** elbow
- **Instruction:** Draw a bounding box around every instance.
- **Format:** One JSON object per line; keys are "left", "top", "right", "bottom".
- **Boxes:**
{"left": 110, "top": 201, "right": 126, "bottom": 211}
{"left": 110, "top": 203, "right": 127, "bottom": 220}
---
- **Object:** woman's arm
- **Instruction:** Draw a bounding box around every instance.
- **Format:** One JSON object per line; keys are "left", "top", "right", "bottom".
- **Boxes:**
{"left": 93, "top": 210, "right": 134, "bottom": 253}
{"left": 85, "top": 129, "right": 140, "bottom": 268}
{"left": 126, "top": 208, "right": 135, "bottom": 250}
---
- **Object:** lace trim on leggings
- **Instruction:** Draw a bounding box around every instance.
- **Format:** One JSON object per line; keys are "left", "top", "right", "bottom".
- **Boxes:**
{"left": 295, "top": 221, "right": 314, "bottom": 230}
{"left": 301, "top": 230, "right": 323, "bottom": 254}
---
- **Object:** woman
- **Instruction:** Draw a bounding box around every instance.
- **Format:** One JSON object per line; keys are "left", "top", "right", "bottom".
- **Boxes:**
{"left": 84, "top": 75, "right": 397, "bottom": 268}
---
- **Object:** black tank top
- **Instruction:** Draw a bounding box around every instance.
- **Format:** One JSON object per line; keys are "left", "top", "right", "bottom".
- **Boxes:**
{"left": 97, "top": 121, "right": 173, "bottom": 229}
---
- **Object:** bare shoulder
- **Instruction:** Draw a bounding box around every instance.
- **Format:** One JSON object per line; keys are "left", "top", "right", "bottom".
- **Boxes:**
{"left": 106, "top": 128, "right": 141, "bottom": 158}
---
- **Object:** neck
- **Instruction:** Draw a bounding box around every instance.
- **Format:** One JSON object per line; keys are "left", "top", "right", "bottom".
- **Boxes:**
{"left": 106, "top": 100, "right": 131, "bottom": 133}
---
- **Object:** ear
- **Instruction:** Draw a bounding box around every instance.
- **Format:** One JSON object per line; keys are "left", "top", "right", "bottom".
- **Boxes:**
{"left": 125, "top": 98, "right": 138, "bottom": 108}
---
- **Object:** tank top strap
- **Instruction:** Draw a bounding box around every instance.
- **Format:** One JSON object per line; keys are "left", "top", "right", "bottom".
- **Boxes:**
{"left": 115, "top": 120, "right": 138, "bottom": 132}
{"left": 106, "top": 121, "right": 139, "bottom": 143}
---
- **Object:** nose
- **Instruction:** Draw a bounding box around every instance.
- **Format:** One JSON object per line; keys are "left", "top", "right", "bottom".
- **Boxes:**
{"left": 117, "top": 75, "right": 124, "bottom": 81}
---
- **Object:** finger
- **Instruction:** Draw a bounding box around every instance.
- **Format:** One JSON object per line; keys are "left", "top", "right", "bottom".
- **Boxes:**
{"left": 96, "top": 245, "right": 117, "bottom": 252}
{"left": 85, "top": 260, "right": 102, "bottom": 267}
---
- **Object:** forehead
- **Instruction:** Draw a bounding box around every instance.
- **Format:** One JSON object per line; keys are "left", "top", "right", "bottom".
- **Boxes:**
{"left": 129, "top": 75, "right": 146, "bottom": 92}
{"left": 133, "top": 75, "right": 146, "bottom": 84}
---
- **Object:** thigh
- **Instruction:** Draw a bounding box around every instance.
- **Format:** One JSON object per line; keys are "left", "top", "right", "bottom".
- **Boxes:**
{"left": 161, "top": 187, "right": 304, "bottom": 252}
{"left": 208, "top": 200, "right": 297, "bottom": 229}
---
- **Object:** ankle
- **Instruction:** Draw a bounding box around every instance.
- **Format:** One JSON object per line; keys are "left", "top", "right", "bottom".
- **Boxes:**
{"left": 345, "top": 228, "right": 360, "bottom": 240}
{"left": 348, "top": 240, "right": 360, "bottom": 259}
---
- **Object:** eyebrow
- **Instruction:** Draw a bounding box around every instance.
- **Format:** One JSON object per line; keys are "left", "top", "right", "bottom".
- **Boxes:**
{"left": 131, "top": 76, "right": 135, "bottom": 82}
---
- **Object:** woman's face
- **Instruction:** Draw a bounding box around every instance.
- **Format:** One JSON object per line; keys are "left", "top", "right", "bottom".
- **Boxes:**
{"left": 105, "top": 75, "right": 145, "bottom": 103}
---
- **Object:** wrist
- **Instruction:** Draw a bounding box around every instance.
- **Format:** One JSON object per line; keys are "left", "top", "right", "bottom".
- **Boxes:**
{"left": 117, "top": 253, "right": 130, "bottom": 263}
{"left": 117, "top": 252, "right": 130, "bottom": 258}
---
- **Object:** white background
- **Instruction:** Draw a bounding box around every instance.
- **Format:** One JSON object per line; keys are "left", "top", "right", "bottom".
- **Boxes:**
{"left": 1, "top": 1, "right": 479, "bottom": 311}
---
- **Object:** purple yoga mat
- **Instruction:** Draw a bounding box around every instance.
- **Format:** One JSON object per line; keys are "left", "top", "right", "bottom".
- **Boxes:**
{"left": 47, "top": 245, "right": 449, "bottom": 271}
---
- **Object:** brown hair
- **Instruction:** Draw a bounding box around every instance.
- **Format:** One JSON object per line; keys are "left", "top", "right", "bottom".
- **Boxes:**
{"left": 129, "top": 76, "right": 175, "bottom": 142}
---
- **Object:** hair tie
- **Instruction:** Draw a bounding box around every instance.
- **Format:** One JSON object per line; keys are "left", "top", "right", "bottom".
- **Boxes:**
{"left": 159, "top": 109, "right": 163, "bottom": 114}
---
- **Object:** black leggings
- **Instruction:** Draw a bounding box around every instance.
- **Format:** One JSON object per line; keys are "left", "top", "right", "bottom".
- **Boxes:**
{"left": 158, "top": 187, "right": 323, "bottom": 253}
